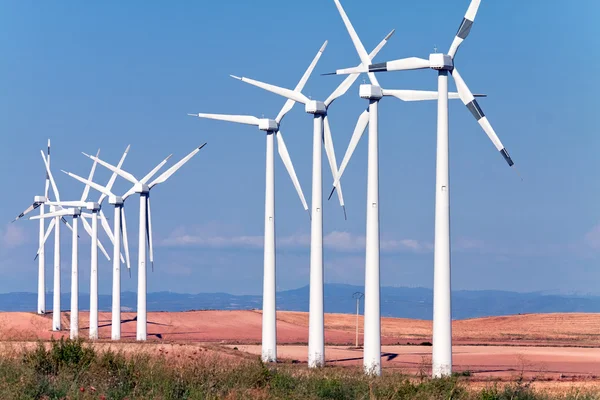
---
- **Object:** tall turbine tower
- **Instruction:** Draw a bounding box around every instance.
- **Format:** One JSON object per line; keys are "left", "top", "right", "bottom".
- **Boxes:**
{"left": 329, "top": 0, "right": 516, "bottom": 377}
{"left": 37, "top": 150, "right": 114, "bottom": 338}
{"left": 12, "top": 140, "right": 52, "bottom": 315}
{"left": 325, "top": 0, "right": 475, "bottom": 375}
{"left": 63, "top": 146, "right": 134, "bottom": 341}
{"left": 229, "top": 31, "right": 395, "bottom": 368}
{"left": 84, "top": 144, "right": 206, "bottom": 341}
{"left": 188, "top": 44, "right": 326, "bottom": 363}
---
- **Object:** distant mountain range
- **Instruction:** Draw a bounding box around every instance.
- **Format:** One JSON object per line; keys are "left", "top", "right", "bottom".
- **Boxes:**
{"left": 2, "top": 284, "right": 600, "bottom": 320}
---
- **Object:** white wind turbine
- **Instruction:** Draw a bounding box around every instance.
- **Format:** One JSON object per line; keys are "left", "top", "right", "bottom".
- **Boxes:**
{"left": 35, "top": 150, "right": 117, "bottom": 338}
{"left": 323, "top": 0, "right": 473, "bottom": 376}
{"left": 229, "top": 31, "right": 395, "bottom": 368}
{"left": 83, "top": 144, "right": 207, "bottom": 341}
{"left": 63, "top": 146, "right": 134, "bottom": 341}
{"left": 12, "top": 139, "right": 52, "bottom": 315}
{"left": 329, "top": 0, "right": 516, "bottom": 377}
{"left": 30, "top": 153, "right": 100, "bottom": 339}
{"left": 188, "top": 44, "right": 326, "bottom": 363}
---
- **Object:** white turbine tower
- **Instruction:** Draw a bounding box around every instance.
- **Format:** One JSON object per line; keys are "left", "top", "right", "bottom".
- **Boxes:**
{"left": 229, "top": 31, "right": 395, "bottom": 368}
{"left": 84, "top": 144, "right": 207, "bottom": 341}
{"left": 63, "top": 146, "right": 134, "bottom": 341}
{"left": 330, "top": 0, "right": 516, "bottom": 377}
{"left": 188, "top": 44, "right": 326, "bottom": 363}
{"left": 12, "top": 139, "right": 52, "bottom": 315}
{"left": 324, "top": 0, "right": 477, "bottom": 376}
{"left": 35, "top": 150, "right": 115, "bottom": 338}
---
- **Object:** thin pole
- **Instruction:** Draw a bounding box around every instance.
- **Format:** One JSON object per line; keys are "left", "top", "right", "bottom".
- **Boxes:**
{"left": 38, "top": 205, "right": 46, "bottom": 314}
{"left": 308, "top": 115, "right": 325, "bottom": 368}
{"left": 355, "top": 297, "right": 359, "bottom": 348}
{"left": 52, "top": 216, "right": 61, "bottom": 331}
{"left": 70, "top": 215, "right": 79, "bottom": 339}
{"left": 90, "top": 212, "right": 99, "bottom": 340}
{"left": 137, "top": 195, "right": 148, "bottom": 341}
{"left": 364, "top": 99, "right": 381, "bottom": 376}
{"left": 432, "top": 70, "right": 452, "bottom": 378}
{"left": 112, "top": 205, "right": 122, "bottom": 340}
{"left": 262, "top": 132, "right": 276, "bottom": 362}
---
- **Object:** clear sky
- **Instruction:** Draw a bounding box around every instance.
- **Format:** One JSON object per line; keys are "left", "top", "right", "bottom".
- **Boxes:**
{"left": 0, "top": 0, "right": 598, "bottom": 296}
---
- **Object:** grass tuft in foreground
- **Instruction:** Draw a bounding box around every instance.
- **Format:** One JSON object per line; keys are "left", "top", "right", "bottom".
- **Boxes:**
{"left": 0, "top": 338, "right": 596, "bottom": 399}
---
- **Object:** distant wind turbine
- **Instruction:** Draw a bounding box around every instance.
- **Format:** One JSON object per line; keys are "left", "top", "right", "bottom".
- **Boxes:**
{"left": 83, "top": 144, "right": 206, "bottom": 341}
{"left": 187, "top": 44, "right": 326, "bottom": 363}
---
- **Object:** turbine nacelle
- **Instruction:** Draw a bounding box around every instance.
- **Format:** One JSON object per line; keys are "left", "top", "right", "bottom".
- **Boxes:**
{"left": 65, "top": 208, "right": 82, "bottom": 217}
{"left": 359, "top": 84, "right": 383, "bottom": 100}
{"left": 258, "top": 119, "right": 279, "bottom": 132}
{"left": 133, "top": 183, "right": 151, "bottom": 194}
{"left": 85, "top": 202, "right": 101, "bottom": 212}
{"left": 305, "top": 100, "right": 327, "bottom": 115}
{"left": 429, "top": 53, "right": 454, "bottom": 71}
{"left": 108, "top": 195, "right": 124, "bottom": 206}
{"left": 34, "top": 196, "right": 47, "bottom": 204}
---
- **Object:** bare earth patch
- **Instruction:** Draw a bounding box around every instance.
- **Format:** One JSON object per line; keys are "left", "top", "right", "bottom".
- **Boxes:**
{"left": 0, "top": 310, "right": 598, "bottom": 391}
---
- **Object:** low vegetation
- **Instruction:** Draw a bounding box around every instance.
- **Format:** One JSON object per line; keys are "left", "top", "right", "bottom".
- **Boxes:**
{"left": 0, "top": 338, "right": 596, "bottom": 399}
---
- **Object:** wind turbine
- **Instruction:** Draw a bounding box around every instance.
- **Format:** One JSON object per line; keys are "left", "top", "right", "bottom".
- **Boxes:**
{"left": 63, "top": 145, "right": 133, "bottom": 341}
{"left": 83, "top": 144, "right": 207, "bottom": 341}
{"left": 321, "top": 0, "right": 477, "bottom": 376}
{"left": 35, "top": 150, "right": 115, "bottom": 338}
{"left": 329, "top": 0, "right": 516, "bottom": 378}
{"left": 188, "top": 44, "right": 326, "bottom": 364}
{"left": 12, "top": 139, "right": 52, "bottom": 315}
{"left": 228, "top": 31, "right": 394, "bottom": 368}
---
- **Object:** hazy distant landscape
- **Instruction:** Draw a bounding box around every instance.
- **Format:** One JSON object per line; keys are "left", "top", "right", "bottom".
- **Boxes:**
{"left": 4, "top": 284, "right": 600, "bottom": 319}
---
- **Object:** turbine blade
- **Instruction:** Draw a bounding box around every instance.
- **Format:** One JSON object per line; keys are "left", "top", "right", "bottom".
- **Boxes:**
{"left": 233, "top": 75, "right": 310, "bottom": 105}
{"left": 63, "top": 171, "right": 115, "bottom": 199}
{"left": 334, "top": 109, "right": 369, "bottom": 188}
{"left": 146, "top": 196, "right": 154, "bottom": 271}
{"left": 13, "top": 202, "right": 41, "bottom": 222}
{"left": 100, "top": 144, "right": 130, "bottom": 203}
{"left": 122, "top": 187, "right": 136, "bottom": 201}
{"left": 276, "top": 40, "right": 328, "bottom": 123}
{"left": 369, "top": 57, "right": 431, "bottom": 73}
{"left": 120, "top": 207, "right": 131, "bottom": 270}
{"left": 80, "top": 215, "right": 111, "bottom": 261}
{"left": 332, "top": 0, "right": 379, "bottom": 86}
{"left": 451, "top": 67, "right": 514, "bottom": 167}
{"left": 325, "top": 29, "right": 395, "bottom": 106}
{"left": 99, "top": 209, "right": 124, "bottom": 263}
{"left": 140, "top": 154, "right": 173, "bottom": 185}
{"left": 382, "top": 90, "right": 466, "bottom": 101}
{"left": 448, "top": 0, "right": 482, "bottom": 58}
{"left": 44, "top": 139, "right": 51, "bottom": 199}
{"left": 84, "top": 153, "right": 138, "bottom": 185}
{"left": 41, "top": 150, "right": 60, "bottom": 202}
{"left": 191, "top": 113, "right": 260, "bottom": 126}
{"left": 29, "top": 209, "right": 71, "bottom": 220}
{"left": 323, "top": 116, "right": 345, "bottom": 211}
{"left": 149, "top": 143, "right": 206, "bottom": 188}
{"left": 81, "top": 149, "right": 100, "bottom": 202}
{"left": 276, "top": 131, "right": 309, "bottom": 211}
{"left": 34, "top": 217, "right": 56, "bottom": 260}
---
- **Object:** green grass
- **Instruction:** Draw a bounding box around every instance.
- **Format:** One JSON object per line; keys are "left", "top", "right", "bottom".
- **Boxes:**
{"left": 0, "top": 338, "right": 597, "bottom": 399}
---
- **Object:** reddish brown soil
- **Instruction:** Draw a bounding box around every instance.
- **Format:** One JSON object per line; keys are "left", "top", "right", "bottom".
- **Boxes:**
{"left": 0, "top": 310, "right": 598, "bottom": 384}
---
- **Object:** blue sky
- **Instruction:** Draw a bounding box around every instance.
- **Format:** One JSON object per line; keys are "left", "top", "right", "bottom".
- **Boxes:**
{"left": 0, "top": 0, "right": 598, "bottom": 297}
